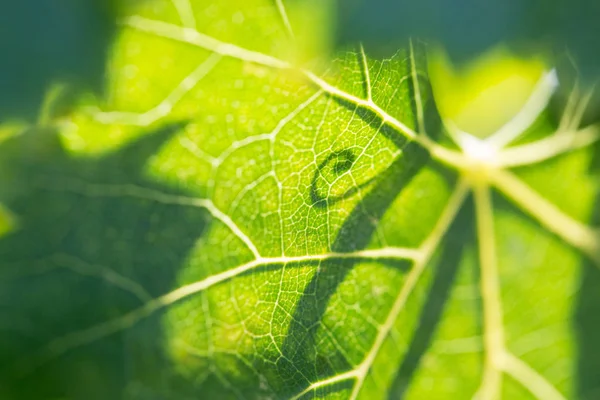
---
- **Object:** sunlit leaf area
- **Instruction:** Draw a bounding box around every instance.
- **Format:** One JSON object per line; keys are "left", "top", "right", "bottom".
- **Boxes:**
{"left": 1, "top": 1, "right": 599, "bottom": 399}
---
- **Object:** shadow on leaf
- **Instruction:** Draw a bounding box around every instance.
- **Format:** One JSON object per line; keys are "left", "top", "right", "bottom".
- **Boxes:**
{"left": 574, "top": 145, "right": 600, "bottom": 400}
{"left": 387, "top": 197, "right": 473, "bottom": 398}
{"left": 0, "top": 122, "right": 211, "bottom": 399}
{"left": 279, "top": 143, "right": 423, "bottom": 391}
{"left": 279, "top": 48, "right": 446, "bottom": 395}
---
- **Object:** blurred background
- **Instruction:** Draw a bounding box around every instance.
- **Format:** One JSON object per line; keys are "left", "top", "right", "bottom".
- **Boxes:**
{"left": 1, "top": 0, "right": 600, "bottom": 122}
{"left": 0, "top": 0, "right": 119, "bottom": 121}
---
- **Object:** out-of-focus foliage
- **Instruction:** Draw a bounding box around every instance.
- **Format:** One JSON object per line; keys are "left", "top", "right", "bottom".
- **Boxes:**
{"left": 0, "top": 1, "right": 599, "bottom": 399}
{"left": 428, "top": 46, "right": 548, "bottom": 137}
{"left": 335, "top": 0, "right": 600, "bottom": 81}
{"left": 0, "top": 0, "right": 120, "bottom": 120}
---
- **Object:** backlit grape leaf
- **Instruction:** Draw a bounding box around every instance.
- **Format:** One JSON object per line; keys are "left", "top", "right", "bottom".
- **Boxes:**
{"left": 1, "top": 1, "right": 599, "bottom": 399}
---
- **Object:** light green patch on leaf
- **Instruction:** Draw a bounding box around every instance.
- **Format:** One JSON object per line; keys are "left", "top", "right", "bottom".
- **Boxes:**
{"left": 0, "top": 1, "right": 599, "bottom": 400}
{"left": 0, "top": 203, "right": 16, "bottom": 237}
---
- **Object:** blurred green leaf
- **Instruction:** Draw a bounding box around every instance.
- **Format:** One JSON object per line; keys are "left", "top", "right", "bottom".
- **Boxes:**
{"left": 335, "top": 0, "right": 600, "bottom": 81}
{"left": 0, "top": 0, "right": 120, "bottom": 120}
{"left": 1, "top": 1, "right": 599, "bottom": 399}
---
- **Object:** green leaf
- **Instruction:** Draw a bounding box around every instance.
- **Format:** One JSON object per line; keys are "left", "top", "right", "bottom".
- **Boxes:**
{"left": 1, "top": 1, "right": 599, "bottom": 399}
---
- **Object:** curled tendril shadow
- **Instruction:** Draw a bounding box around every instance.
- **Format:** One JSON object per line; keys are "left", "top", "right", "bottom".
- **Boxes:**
{"left": 279, "top": 141, "right": 429, "bottom": 394}
{"left": 310, "top": 149, "right": 378, "bottom": 208}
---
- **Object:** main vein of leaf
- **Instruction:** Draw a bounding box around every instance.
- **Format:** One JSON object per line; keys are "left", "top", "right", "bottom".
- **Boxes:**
{"left": 291, "top": 180, "right": 470, "bottom": 400}
{"left": 22, "top": 246, "right": 420, "bottom": 375}
{"left": 497, "top": 124, "right": 600, "bottom": 168}
{"left": 473, "top": 183, "right": 504, "bottom": 399}
{"left": 120, "top": 15, "right": 600, "bottom": 223}
{"left": 490, "top": 168, "right": 600, "bottom": 263}
{"left": 485, "top": 69, "right": 558, "bottom": 148}
{"left": 472, "top": 180, "right": 567, "bottom": 400}
{"left": 122, "top": 16, "right": 423, "bottom": 144}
